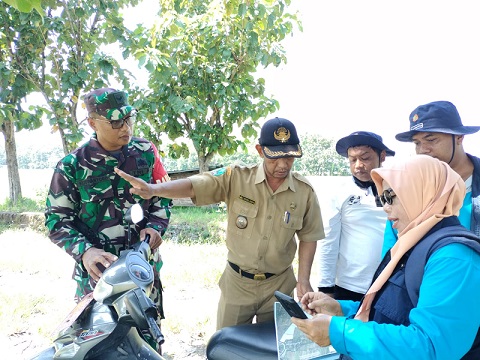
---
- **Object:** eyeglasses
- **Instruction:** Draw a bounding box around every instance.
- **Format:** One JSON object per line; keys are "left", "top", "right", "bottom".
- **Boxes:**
{"left": 92, "top": 113, "right": 136, "bottom": 129}
{"left": 379, "top": 188, "right": 396, "bottom": 205}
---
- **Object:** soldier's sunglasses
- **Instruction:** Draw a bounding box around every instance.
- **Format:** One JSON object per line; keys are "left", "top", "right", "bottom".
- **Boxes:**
{"left": 93, "top": 112, "right": 136, "bottom": 129}
{"left": 379, "top": 188, "right": 396, "bottom": 205}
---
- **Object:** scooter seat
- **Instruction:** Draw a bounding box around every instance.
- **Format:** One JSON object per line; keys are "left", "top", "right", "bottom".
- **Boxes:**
{"left": 206, "top": 320, "right": 278, "bottom": 360}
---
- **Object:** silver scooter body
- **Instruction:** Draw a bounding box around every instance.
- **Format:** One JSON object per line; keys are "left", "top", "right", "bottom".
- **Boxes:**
{"left": 31, "top": 204, "right": 165, "bottom": 360}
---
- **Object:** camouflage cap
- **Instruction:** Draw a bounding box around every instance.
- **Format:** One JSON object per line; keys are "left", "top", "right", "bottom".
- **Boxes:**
{"left": 83, "top": 87, "right": 135, "bottom": 121}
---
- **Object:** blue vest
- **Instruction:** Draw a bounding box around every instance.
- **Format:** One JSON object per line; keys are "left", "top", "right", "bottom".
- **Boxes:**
{"left": 370, "top": 217, "right": 480, "bottom": 359}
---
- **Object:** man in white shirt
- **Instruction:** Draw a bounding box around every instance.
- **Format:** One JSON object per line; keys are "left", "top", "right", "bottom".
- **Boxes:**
{"left": 318, "top": 131, "right": 395, "bottom": 301}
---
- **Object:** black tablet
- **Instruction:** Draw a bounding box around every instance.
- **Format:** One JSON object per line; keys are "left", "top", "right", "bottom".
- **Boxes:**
{"left": 274, "top": 291, "right": 308, "bottom": 319}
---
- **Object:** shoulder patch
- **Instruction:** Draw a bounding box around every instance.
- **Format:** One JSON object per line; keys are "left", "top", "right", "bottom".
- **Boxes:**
{"left": 211, "top": 166, "right": 232, "bottom": 177}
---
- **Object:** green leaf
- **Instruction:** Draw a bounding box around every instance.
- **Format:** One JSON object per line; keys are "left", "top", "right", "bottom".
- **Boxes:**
{"left": 4, "top": 0, "right": 43, "bottom": 16}
{"left": 238, "top": 3, "right": 247, "bottom": 16}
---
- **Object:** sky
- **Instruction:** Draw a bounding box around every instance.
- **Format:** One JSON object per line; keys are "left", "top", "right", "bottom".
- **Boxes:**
{"left": 257, "top": 0, "right": 480, "bottom": 159}
{"left": 14, "top": 0, "right": 480, "bottom": 160}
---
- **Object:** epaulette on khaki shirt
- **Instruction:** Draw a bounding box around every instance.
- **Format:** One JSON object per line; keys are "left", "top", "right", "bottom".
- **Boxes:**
{"left": 190, "top": 164, "right": 324, "bottom": 274}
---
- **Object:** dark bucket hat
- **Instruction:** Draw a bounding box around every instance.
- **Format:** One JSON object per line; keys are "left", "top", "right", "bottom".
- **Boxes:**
{"left": 259, "top": 117, "right": 302, "bottom": 159}
{"left": 336, "top": 131, "right": 395, "bottom": 158}
{"left": 396, "top": 100, "right": 480, "bottom": 142}
{"left": 83, "top": 87, "right": 135, "bottom": 121}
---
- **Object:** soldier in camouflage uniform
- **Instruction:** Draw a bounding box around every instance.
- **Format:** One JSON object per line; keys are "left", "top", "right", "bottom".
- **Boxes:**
{"left": 45, "top": 88, "right": 171, "bottom": 344}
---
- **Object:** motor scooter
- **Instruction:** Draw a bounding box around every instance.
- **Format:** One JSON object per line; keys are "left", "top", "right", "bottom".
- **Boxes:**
{"left": 31, "top": 203, "right": 165, "bottom": 360}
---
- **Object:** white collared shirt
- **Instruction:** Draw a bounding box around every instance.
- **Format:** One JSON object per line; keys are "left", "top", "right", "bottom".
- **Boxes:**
{"left": 318, "top": 177, "right": 387, "bottom": 293}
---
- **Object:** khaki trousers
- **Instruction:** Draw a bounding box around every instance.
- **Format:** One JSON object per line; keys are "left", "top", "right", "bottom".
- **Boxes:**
{"left": 216, "top": 262, "right": 297, "bottom": 330}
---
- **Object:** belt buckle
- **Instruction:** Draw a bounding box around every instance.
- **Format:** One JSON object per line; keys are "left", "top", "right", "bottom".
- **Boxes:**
{"left": 254, "top": 273, "right": 266, "bottom": 281}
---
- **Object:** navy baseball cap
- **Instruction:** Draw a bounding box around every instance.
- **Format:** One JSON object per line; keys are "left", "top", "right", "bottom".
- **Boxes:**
{"left": 396, "top": 101, "right": 480, "bottom": 142}
{"left": 259, "top": 117, "right": 302, "bottom": 159}
{"left": 336, "top": 131, "right": 395, "bottom": 158}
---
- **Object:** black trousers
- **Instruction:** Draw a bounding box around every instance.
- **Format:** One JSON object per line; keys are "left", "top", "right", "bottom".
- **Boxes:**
{"left": 318, "top": 285, "right": 364, "bottom": 302}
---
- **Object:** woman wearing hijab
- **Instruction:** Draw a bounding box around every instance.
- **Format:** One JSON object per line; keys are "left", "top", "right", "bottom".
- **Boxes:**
{"left": 292, "top": 155, "right": 480, "bottom": 360}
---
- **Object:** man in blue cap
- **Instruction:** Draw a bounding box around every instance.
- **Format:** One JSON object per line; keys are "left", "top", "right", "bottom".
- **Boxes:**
{"left": 318, "top": 131, "right": 395, "bottom": 301}
{"left": 115, "top": 117, "right": 325, "bottom": 329}
{"left": 382, "top": 100, "right": 480, "bottom": 257}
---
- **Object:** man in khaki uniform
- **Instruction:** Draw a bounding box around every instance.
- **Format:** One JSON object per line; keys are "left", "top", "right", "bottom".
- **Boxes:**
{"left": 115, "top": 117, "right": 325, "bottom": 329}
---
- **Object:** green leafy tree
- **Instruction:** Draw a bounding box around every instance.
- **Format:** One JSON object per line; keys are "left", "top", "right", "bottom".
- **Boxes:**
{"left": 1, "top": 6, "right": 45, "bottom": 202}
{"left": 214, "top": 133, "right": 349, "bottom": 176}
{"left": 125, "top": 0, "right": 301, "bottom": 172}
{"left": 293, "top": 134, "right": 350, "bottom": 176}
{"left": 20, "top": 0, "right": 140, "bottom": 154}
{"left": 0, "top": 0, "right": 139, "bottom": 203}
{"left": 162, "top": 133, "right": 349, "bottom": 176}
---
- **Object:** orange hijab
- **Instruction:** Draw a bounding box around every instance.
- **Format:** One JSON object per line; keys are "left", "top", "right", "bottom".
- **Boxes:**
{"left": 355, "top": 154, "right": 465, "bottom": 321}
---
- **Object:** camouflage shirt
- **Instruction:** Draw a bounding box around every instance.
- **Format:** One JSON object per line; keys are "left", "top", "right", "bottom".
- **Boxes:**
{"left": 45, "top": 135, "right": 171, "bottom": 303}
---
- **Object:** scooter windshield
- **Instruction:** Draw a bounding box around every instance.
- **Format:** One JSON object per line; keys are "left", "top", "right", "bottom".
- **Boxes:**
{"left": 126, "top": 252, "right": 154, "bottom": 286}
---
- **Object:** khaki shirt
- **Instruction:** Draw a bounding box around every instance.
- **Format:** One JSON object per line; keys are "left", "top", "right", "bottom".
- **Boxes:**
{"left": 190, "top": 164, "right": 324, "bottom": 274}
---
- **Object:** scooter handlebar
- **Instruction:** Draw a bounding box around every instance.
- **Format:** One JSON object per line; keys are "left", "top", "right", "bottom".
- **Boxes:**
{"left": 146, "top": 314, "right": 165, "bottom": 345}
{"left": 143, "top": 234, "right": 151, "bottom": 244}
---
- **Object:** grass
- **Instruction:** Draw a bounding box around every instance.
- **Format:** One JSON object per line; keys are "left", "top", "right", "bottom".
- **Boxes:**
{"left": 165, "top": 205, "right": 227, "bottom": 244}
{"left": 0, "top": 196, "right": 45, "bottom": 213}
{"left": 0, "top": 185, "right": 49, "bottom": 234}
{"left": 0, "top": 168, "right": 52, "bottom": 211}
{"left": 0, "top": 190, "right": 228, "bottom": 242}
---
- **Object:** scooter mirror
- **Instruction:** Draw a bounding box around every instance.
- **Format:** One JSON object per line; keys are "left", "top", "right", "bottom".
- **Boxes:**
{"left": 125, "top": 203, "right": 144, "bottom": 225}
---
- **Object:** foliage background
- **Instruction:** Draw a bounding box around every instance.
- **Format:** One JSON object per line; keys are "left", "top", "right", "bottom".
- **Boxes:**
{"left": 0, "top": 132, "right": 350, "bottom": 175}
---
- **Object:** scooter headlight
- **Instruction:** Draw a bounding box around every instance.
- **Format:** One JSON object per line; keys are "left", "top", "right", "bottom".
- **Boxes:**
{"left": 93, "top": 280, "right": 114, "bottom": 302}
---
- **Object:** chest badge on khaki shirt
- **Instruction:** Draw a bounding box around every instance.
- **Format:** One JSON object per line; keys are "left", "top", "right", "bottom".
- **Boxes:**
{"left": 289, "top": 202, "right": 297, "bottom": 211}
{"left": 236, "top": 215, "right": 248, "bottom": 229}
{"left": 239, "top": 195, "right": 255, "bottom": 205}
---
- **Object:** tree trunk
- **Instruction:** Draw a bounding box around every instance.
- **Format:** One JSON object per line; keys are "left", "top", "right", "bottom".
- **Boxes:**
{"left": 1, "top": 120, "right": 22, "bottom": 204}
{"left": 197, "top": 152, "right": 215, "bottom": 174}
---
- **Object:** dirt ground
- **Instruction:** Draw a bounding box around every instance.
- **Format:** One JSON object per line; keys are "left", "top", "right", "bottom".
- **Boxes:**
{"left": 3, "top": 287, "right": 216, "bottom": 360}
{"left": 2, "top": 278, "right": 218, "bottom": 360}
{"left": 0, "top": 229, "right": 222, "bottom": 360}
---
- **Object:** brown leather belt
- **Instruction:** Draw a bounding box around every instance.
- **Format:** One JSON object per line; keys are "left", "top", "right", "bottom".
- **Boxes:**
{"left": 228, "top": 261, "right": 275, "bottom": 280}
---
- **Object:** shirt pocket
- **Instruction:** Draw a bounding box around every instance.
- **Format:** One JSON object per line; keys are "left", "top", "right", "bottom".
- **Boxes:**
{"left": 280, "top": 214, "right": 303, "bottom": 231}
{"left": 227, "top": 199, "right": 259, "bottom": 239}
{"left": 279, "top": 213, "right": 303, "bottom": 246}
{"left": 372, "top": 267, "right": 412, "bottom": 326}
